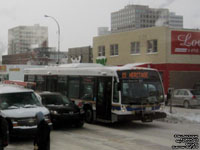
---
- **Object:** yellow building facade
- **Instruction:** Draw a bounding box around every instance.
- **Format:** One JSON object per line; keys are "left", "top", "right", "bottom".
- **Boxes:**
{"left": 93, "top": 26, "right": 200, "bottom": 66}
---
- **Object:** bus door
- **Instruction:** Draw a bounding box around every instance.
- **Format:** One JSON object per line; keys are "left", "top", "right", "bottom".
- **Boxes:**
{"left": 96, "top": 77, "right": 112, "bottom": 121}
{"left": 46, "top": 76, "right": 58, "bottom": 92}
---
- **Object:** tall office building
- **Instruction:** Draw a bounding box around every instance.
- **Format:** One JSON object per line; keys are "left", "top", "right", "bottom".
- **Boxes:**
{"left": 97, "top": 27, "right": 110, "bottom": 36}
{"left": 169, "top": 12, "right": 183, "bottom": 29}
{"left": 8, "top": 24, "right": 48, "bottom": 55}
{"left": 111, "top": 5, "right": 183, "bottom": 33}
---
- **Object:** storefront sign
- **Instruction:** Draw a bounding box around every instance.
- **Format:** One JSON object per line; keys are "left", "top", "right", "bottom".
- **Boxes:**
{"left": 0, "top": 66, "right": 7, "bottom": 72}
{"left": 171, "top": 31, "right": 200, "bottom": 55}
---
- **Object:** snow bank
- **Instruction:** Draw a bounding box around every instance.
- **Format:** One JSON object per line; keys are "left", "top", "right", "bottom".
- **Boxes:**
{"left": 161, "top": 107, "right": 200, "bottom": 124}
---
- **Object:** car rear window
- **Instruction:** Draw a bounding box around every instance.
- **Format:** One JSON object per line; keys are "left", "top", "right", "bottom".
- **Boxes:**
{"left": 190, "top": 90, "right": 200, "bottom": 95}
{"left": 41, "top": 94, "right": 71, "bottom": 105}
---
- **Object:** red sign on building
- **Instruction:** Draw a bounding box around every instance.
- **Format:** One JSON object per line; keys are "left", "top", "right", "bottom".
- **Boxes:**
{"left": 171, "top": 31, "right": 200, "bottom": 55}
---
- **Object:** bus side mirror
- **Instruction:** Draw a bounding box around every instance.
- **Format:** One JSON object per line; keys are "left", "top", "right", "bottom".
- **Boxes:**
{"left": 117, "top": 83, "right": 121, "bottom": 91}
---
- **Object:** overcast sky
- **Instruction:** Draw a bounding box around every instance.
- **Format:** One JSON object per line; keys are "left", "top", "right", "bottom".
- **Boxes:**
{"left": 0, "top": 0, "right": 200, "bottom": 54}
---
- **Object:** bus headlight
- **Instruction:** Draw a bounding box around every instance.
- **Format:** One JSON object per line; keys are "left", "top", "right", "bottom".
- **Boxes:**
{"left": 50, "top": 110, "right": 58, "bottom": 115}
{"left": 121, "top": 105, "right": 126, "bottom": 112}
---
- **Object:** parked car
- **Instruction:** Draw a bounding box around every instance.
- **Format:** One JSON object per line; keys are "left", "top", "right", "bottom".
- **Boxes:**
{"left": 0, "top": 84, "right": 51, "bottom": 137}
{"left": 38, "top": 92, "right": 84, "bottom": 127}
{"left": 171, "top": 89, "right": 200, "bottom": 108}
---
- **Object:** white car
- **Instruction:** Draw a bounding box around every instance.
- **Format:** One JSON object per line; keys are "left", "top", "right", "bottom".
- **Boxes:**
{"left": 0, "top": 84, "right": 51, "bottom": 137}
{"left": 171, "top": 89, "right": 200, "bottom": 108}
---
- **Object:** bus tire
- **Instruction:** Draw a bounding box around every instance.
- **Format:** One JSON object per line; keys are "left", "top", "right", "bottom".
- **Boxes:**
{"left": 85, "top": 108, "right": 93, "bottom": 123}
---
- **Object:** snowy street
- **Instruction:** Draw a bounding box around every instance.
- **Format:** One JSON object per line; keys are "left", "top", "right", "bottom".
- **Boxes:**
{"left": 6, "top": 106, "right": 200, "bottom": 150}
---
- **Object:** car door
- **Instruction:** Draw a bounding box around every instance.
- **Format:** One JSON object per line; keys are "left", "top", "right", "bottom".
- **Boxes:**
{"left": 183, "top": 90, "right": 190, "bottom": 104}
{"left": 176, "top": 90, "right": 185, "bottom": 106}
{"left": 171, "top": 90, "right": 179, "bottom": 105}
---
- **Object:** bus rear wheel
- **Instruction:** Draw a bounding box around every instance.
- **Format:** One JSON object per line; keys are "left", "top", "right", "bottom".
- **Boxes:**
{"left": 85, "top": 108, "right": 93, "bottom": 123}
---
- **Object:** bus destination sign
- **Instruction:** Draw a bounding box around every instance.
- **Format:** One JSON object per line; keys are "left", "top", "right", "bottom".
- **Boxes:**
{"left": 118, "top": 71, "right": 149, "bottom": 79}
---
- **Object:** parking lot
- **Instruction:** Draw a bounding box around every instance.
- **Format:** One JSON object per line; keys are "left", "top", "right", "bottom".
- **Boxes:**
{"left": 6, "top": 117, "right": 200, "bottom": 150}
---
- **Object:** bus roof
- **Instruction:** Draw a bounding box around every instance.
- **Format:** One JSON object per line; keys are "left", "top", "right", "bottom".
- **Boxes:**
{"left": 24, "top": 63, "right": 157, "bottom": 77}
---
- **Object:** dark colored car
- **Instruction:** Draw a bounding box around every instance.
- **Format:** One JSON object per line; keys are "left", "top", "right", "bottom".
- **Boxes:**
{"left": 38, "top": 92, "right": 84, "bottom": 127}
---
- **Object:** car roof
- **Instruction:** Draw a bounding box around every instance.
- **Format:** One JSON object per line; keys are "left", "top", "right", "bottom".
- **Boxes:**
{"left": 0, "top": 84, "right": 33, "bottom": 94}
{"left": 37, "top": 91, "right": 61, "bottom": 96}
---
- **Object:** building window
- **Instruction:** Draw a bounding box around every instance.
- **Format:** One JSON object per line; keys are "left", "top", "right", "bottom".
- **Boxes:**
{"left": 110, "top": 44, "right": 118, "bottom": 56}
{"left": 98, "top": 46, "right": 105, "bottom": 56}
{"left": 147, "top": 40, "right": 158, "bottom": 53}
{"left": 130, "top": 42, "right": 140, "bottom": 54}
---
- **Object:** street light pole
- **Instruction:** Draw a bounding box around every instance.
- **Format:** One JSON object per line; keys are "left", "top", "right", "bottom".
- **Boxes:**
{"left": 44, "top": 15, "right": 60, "bottom": 64}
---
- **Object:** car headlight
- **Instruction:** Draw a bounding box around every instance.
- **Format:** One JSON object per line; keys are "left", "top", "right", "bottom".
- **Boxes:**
{"left": 11, "top": 119, "right": 18, "bottom": 127}
{"left": 50, "top": 110, "right": 58, "bottom": 115}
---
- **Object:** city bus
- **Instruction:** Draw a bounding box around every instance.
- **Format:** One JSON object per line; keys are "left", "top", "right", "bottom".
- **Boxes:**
{"left": 24, "top": 63, "right": 166, "bottom": 123}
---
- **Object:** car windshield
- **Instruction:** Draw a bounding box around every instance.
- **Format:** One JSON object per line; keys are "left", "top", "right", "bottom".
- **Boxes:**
{"left": 0, "top": 92, "right": 42, "bottom": 110}
{"left": 121, "top": 80, "right": 164, "bottom": 104}
{"left": 41, "top": 94, "right": 71, "bottom": 105}
{"left": 190, "top": 90, "right": 200, "bottom": 96}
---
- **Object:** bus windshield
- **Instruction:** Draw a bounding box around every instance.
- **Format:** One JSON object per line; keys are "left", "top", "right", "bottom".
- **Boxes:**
{"left": 118, "top": 70, "right": 164, "bottom": 104}
{"left": 121, "top": 80, "right": 164, "bottom": 104}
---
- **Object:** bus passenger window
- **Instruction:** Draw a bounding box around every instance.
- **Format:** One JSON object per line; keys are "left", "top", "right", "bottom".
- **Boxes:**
{"left": 57, "top": 76, "right": 68, "bottom": 96}
{"left": 68, "top": 79, "right": 80, "bottom": 98}
{"left": 113, "top": 82, "right": 119, "bottom": 103}
{"left": 81, "top": 84, "right": 93, "bottom": 100}
{"left": 36, "top": 75, "right": 45, "bottom": 92}
{"left": 80, "top": 77, "right": 94, "bottom": 100}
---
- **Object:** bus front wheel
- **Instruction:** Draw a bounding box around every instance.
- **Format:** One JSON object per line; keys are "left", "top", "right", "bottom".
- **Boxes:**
{"left": 85, "top": 108, "right": 93, "bottom": 123}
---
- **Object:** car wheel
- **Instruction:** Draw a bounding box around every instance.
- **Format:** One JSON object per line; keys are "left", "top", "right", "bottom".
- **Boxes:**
{"left": 183, "top": 101, "right": 190, "bottom": 108}
{"left": 85, "top": 108, "right": 93, "bottom": 123}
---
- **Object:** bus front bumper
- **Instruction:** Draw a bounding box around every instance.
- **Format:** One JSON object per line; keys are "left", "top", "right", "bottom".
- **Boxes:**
{"left": 114, "top": 111, "right": 166, "bottom": 122}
